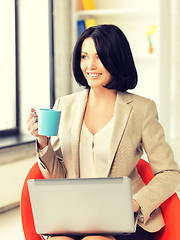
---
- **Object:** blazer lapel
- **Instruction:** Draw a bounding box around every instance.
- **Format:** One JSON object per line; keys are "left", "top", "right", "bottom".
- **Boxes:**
{"left": 71, "top": 90, "right": 89, "bottom": 178}
{"left": 107, "top": 92, "right": 133, "bottom": 176}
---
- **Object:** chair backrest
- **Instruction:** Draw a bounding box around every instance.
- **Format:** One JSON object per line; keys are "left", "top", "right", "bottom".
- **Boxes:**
{"left": 21, "top": 159, "right": 180, "bottom": 240}
{"left": 21, "top": 162, "right": 45, "bottom": 240}
{"left": 136, "top": 158, "right": 180, "bottom": 240}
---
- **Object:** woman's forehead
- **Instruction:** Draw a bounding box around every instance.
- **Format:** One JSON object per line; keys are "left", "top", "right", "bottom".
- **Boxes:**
{"left": 81, "top": 38, "right": 97, "bottom": 53}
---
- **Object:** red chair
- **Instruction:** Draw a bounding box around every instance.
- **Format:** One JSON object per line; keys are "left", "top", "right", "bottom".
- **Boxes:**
{"left": 21, "top": 162, "right": 45, "bottom": 240}
{"left": 136, "top": 159, "right": 180, "bottom": 240}
{"left": 21, "top": 159, "right": 180, "bottom": 240}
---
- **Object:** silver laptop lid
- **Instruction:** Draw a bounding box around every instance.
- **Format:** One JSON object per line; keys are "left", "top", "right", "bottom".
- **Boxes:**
{"left": 28, "top": 177, "right": 137, "bottom": 236}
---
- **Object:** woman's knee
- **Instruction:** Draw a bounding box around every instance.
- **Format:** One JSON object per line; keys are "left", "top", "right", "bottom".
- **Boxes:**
{"left": 48, "top": 236, "right": 76, "bottom": 240}
{"left": 82, "top": 235, "right": 116, "bottom": 240}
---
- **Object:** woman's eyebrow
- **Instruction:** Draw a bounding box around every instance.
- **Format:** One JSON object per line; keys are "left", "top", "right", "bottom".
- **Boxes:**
{"left": 81, "top": 51, "right": 88, "bottom": 54}
{"left": 81, "top": 51, "right": 98, "bottom": 56}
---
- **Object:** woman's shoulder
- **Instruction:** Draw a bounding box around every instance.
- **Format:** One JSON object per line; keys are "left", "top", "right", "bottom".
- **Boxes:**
{"left": 61, "top": 89, "right": 88, "bottom": 103}
{"left": 121, "top": 91, "right": 156, "bottom": 105}
{"left": 118, "top": 92, "right": 157, "bottom": 116}
{"left": 54, "top": 89, "right": 88, "bottom": 109}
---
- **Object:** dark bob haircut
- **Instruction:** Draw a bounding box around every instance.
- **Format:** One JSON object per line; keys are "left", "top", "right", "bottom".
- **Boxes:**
{"left": 72, "top": 24, "right": 138, "bottom": 92}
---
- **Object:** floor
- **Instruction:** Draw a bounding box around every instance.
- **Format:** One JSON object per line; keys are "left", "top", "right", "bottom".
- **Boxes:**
{"left": 0, "top": 206, "right": 24, "bottom": 240}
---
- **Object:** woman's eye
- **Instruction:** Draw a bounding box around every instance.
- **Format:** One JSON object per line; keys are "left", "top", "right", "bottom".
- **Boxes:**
{"left": 81, "top": 55, "right": 87, "bottom": 59}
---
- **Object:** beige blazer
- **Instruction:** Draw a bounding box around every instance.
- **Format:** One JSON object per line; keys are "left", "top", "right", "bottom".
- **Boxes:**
{"left": 38, "top": 89, "right": 180, "bottom": 232}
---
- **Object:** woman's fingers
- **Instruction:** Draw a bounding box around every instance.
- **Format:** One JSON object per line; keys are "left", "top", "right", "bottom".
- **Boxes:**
{"left": 26, "top": 110, "right": 37, "bottom": 124}
{"left": 26, "top": 108, "right": 39, "bottom": 136}
{"left": 30, "top": 107, "right": 36, "bottom": 113}
{"left": 29, "top": 120, "right": 38, "bottom": 135}
{"left": 133, "top": 199, "right": 140, "bottom": 212}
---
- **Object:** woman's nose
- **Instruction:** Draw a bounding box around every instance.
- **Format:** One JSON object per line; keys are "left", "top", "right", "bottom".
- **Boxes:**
{"left": 87, "top": 59, "right": 97, "bottom": 70}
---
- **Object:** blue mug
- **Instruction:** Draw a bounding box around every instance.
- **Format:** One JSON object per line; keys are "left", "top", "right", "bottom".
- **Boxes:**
{"left": 38, "top": 109, "right": 61, "bottom": 136}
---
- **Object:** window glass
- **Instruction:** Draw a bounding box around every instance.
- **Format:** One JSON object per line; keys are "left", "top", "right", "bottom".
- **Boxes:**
{"left": 18, "top": 0, "right": 51, "bottom": 134}
{"left": 0, "top": 1, "right": 16, "bottom": 131}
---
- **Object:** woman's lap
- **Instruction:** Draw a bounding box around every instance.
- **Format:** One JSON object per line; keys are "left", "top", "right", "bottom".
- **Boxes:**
{"left": 47, "top": 226, "right": 156, "bottom": 240}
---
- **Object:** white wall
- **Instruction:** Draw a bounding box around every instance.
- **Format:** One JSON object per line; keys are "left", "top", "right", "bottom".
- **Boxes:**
{"left": 170, "top": 0, "right": 180, "bottom": 166}
{"left": 53, "top": 0, "right": 72, "bottom": 98}
{"left": 0, "top": 157, "right": 35, "bottom": 210}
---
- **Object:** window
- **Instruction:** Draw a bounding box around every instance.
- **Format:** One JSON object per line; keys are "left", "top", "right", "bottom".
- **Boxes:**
{"left": 0, "top": 0, "right": 54, "bottom": 141}
{"left": 0, "top": 0, "right": 19, "bottom": 136}
{"left": 18, "top": 0, "right": 54, "bottom": 135}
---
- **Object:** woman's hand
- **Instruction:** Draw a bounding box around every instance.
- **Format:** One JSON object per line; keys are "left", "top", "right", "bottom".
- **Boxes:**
{"left": 133, "top": 199, "right": 140, "bottom": 212}
{"left": 26, "top": 108, "right": 39, "bottom": 137}
{"left": 26, "top": 108, "right": 48, "bottom": 149}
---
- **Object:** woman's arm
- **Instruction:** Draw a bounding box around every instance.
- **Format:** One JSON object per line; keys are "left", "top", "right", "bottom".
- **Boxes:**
{"left": 133, "top": 100, "right": 180, "bottom": 223}
{"left": 26, "top": 103, "right": 67, "bottom": 179}
{"left": 36, "top": 137, "right": 67, "bottom": 179}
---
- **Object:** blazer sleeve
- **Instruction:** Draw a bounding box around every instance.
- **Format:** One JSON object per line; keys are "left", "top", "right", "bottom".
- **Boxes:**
{"left": 36, "top": 98, "right": 67, "bottom": 179}
{"left": 133, "top": 100, "right": 180, "bottom": 223}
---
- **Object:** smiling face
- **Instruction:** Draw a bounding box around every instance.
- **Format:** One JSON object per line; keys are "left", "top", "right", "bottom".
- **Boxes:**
{"left": 80, "top": 37, "right": 112, "bottom": 89}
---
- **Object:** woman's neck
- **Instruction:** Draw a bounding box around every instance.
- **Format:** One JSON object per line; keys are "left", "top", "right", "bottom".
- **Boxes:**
{"left": 88, "top": 87, "right": 117, "bottom": 104}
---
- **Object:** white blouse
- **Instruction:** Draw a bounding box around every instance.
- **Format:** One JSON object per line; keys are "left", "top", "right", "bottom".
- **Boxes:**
{"left": 79, "top": 118, "right": 114, "bottom": 178}
{"left": 38, "top": 118, "right": 114, "bottom": 178}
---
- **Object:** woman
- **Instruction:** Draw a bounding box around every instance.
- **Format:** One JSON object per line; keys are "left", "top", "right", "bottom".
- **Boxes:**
{"left": 26, "top": 24, "right": 180, "bottom": 240}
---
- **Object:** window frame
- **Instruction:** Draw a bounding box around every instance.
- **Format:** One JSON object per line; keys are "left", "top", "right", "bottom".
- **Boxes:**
{"left": 49, "top": 0, "right": 55, "bottom": 108}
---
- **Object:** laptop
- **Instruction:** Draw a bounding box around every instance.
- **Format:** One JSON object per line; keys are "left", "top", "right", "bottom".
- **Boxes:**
{"left": 28, "top": 177, "right": 138, "bottom": 236}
